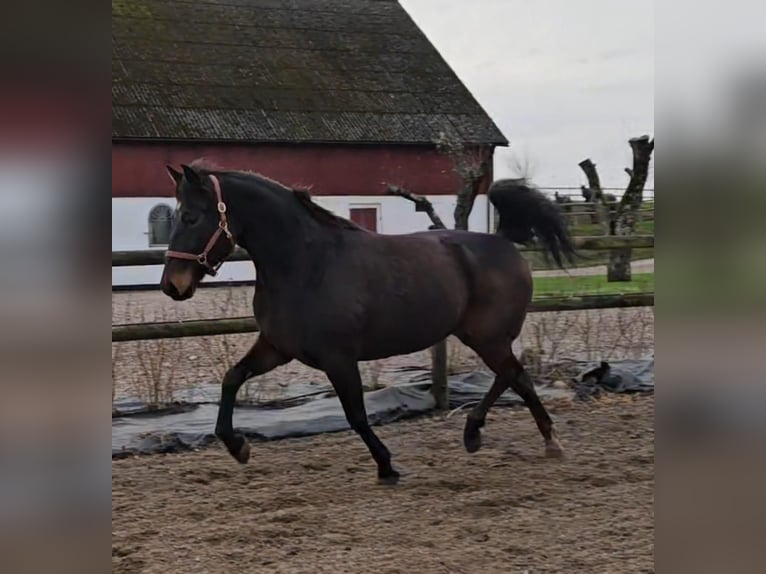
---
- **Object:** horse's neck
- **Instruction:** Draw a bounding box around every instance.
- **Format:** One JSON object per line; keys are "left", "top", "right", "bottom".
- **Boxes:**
{"left": 231, "top": 190, "right": 327, "bottom": 286}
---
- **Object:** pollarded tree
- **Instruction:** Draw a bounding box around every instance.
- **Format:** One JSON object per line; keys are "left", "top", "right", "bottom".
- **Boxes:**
{"left": 579, "top": 135, "right": 654, "bottom": 281}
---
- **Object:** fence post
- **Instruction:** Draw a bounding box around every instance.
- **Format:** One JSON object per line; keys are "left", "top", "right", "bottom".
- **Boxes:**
{"left": 430, "top": 339, "right": 449, "bottom": 409}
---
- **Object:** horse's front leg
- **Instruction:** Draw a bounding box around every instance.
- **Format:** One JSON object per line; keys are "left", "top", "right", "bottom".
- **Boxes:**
{"left": 215, "top": 336, "right": 289, "bottom": 463}
{"left": 323, "top": 360, "right": 400, "bottom": 484}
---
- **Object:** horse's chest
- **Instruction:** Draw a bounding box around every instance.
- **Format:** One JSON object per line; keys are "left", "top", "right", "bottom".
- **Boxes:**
{"left": 253, "top": 295, "right": 305, "bottom": 350}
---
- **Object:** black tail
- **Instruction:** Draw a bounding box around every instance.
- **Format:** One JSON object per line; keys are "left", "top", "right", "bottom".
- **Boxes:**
{"left": 488, "top": 179, "right": 578, "bottom": 268}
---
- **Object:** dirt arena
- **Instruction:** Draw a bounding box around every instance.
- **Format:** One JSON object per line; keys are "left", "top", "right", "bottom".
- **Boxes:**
{"left": 112, "top": 394, "right": 654, "bottom": 574}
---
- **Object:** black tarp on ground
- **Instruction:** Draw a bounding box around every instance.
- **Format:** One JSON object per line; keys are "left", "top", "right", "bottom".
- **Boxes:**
{"left": 112, "top": 383, "right": 434, "bottom": 458}
{"left": 112, "top": 357, "right": 654, "bottom": 458}
{"left": 572, "top": 356, "right": 655, "bottom": 399}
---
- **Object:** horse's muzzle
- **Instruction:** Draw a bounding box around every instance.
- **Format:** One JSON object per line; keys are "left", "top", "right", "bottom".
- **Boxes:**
{"left": 160, "top": 264, "right": 199, "bottom": 300}
{"left": 162, "top": 280, "right": 195, "bottom": 301}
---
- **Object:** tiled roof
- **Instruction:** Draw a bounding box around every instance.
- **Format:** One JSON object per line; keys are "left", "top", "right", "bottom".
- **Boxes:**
{"left": 112, "top": 0, "right": 508, "bottom": 145}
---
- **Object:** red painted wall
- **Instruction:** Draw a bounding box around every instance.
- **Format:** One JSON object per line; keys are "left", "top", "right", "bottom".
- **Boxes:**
{"left": 112, "top": 142, "right": 493, "bottom": 198}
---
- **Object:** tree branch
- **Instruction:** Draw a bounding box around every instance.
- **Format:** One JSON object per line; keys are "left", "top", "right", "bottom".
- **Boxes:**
{"left": 578, "top": 158, "right": 611, "bottom": 234}
{"left": 578, "top": 158, "right": 602, "bottom": 194}
{"left": 386, "top": 185, "right": 446, "bottom": 230}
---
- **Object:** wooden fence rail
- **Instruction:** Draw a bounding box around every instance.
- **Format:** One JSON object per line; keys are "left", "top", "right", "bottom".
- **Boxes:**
{"left": 112, "top": 235, "right": 655, "bottom": 267}
{"left": 112, "top": 293, "right": 654, "bottom": 342}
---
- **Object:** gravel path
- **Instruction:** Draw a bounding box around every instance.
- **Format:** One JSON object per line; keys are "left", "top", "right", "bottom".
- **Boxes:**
{"left": 112, "top": 394, "right": 654, "bottom": 574}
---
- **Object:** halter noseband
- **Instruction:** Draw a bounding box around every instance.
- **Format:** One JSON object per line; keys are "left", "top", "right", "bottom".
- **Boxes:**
{"left": 165, "top": 174, "right": 235, "bottom": 276}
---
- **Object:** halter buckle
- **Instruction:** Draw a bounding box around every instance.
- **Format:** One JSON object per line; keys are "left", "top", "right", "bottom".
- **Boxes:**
{"left": 219, "top": 220, "right": 233, "bottom": 238}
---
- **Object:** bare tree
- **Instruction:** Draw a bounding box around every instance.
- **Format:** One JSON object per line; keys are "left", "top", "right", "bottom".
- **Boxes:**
{"left": 387, "top": 185, "right": 446, "bottom": 230}
{"left": 433, "top": 131, "right": 491, "bottom": 230}
{"left": 579, "top": 135, "right": 655, "bottom": 281}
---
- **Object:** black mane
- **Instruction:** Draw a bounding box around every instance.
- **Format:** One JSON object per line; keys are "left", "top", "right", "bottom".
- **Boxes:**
{"left": 187, "top": 160, "right": 363, "bottom": 232}
{"left": 291, "top": 188, "right": 364, "bottom": 231}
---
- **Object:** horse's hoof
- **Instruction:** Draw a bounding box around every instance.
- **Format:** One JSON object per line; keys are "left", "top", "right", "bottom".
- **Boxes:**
{"left": 463, "top": 417, "right": 484, "bottom": 453}
{"left": 377, "top": 468, "right": 401, "bottom": 486}
{"left": 545, "top": 437, "right": 565, "bottom": 459}
{"left": 464, "top": 430, "right": 482, "bottom": 453}
{"left": 229, "top": 435, "right": 250, "bottom": 464}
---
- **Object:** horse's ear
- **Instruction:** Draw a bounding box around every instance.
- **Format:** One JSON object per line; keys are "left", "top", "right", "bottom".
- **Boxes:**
{"left": 166, "top": 165, "right": 183, "bottom": 186}
{"left": 180, "top": 164, "right": 201, "bottom": 187}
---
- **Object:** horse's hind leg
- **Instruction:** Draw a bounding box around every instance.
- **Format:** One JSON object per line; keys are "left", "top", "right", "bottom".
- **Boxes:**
{"left": 463, "top": 340, "right": 564, "bottom": 458}
{"left": 215, "top": 336, "right": 289, "bottom": 463}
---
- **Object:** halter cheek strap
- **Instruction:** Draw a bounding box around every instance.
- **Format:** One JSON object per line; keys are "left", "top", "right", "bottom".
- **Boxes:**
{"left": 165, "top": 174, "right": 235, "bottom": 276}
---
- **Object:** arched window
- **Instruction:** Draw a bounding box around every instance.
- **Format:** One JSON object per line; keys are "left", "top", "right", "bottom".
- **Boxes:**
{"left": 148, "top": 204, "right": 173, "bottom": 246}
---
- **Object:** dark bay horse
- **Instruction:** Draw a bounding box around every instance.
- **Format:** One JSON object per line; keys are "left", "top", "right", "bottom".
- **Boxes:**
{"left": 160, "top": 162, "right": 577, "bottom": 484}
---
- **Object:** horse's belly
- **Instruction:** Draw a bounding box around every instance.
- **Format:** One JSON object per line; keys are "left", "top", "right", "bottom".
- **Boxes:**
{"left": 358, "top": 333, "right": 445, "bottom": 361}
{"left": 358, "top": 304, "right": 460, "bottom": 360}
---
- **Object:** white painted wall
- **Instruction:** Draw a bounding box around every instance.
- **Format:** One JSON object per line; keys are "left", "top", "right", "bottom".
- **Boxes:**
{"left": 112, "top": 195, "right": 489, "bottom": 286}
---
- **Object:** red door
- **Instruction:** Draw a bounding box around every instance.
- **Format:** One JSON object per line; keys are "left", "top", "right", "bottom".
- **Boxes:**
{"left": 349, "top": 207, "right": 378, "bottom": 232}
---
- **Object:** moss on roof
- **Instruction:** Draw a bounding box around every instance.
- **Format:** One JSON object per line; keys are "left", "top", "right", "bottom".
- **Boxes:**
{"left": 112, "top": 0, "right": 508, "bottom": 145}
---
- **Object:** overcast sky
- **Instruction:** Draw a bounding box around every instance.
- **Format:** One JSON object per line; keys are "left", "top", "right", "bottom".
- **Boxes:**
{"left": 400, "top": 0, "right": 654, "bottom": 193}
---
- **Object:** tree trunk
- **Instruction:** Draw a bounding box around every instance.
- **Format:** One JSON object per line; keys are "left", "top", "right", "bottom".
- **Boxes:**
{"left": 453, "top": 173, "right": 484, "bottom": 230}
{"left": 579, "top": 138, "right": 654, "bottom": 282}
{"left": 616, "top": 136, "right": 655, "bottom": 235}
{"left": 607, "top": 248, "right": 632, "bottom": 281}
{"left": 609, "top": 136, "right": 655, "bottom": 281}
{"left": 578, "top": 159, "right": 611, "bottom": 234}
{"left": 455, "top": 182, "right": 479, "bottom": 231}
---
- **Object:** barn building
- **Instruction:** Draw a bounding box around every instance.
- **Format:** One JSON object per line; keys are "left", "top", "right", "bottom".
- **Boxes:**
{"left": 112, "top": 0, "right": 508, "bottom": 285}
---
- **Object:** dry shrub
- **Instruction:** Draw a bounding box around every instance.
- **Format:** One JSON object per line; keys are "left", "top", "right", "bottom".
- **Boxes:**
{"left": 520, "top": 347, "right": 545, "bottom": 378}
{"left": 197, "top": 287, "right": 286, "bottom": 404}
{"left": 526, "top": 312, "right": 579, "bottom": 364}
{"left": 133, "top": 337, "right": 182, "bottom": 407}
{"left": 606, "top": 306, "right": 654, "bottom": 360}
{"left": 203, "top": 287, "right": 243, "bottom": 376}
{"left": 359, "top": 360, "right": 384, "bottom": 390}
{"left": 447, "top": 338, "right": 481, "bottom": 374}
{"left": 111, "top": 304, "right": 185, "bottom": 409}
{"left": 517, "top": 307, "right": 654, "bottom": 382}
{"left": 197, "top": 287, "right": 246, "bottom": 394}
{"left": 129, "top": 306, "right": 183, "bottom": 407}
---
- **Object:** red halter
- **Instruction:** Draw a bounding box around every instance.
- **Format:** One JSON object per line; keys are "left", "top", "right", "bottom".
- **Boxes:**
{"left": 165, "top": 174, "right": 235, "bottom": 276}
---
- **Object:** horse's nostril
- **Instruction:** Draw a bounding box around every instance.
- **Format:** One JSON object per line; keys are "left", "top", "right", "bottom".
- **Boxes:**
{"left": 162, "top": 281, "right": 180, "bottom": 298}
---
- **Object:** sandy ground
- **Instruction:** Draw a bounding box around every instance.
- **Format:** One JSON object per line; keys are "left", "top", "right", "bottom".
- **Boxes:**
{"left": 112, "top": 394, "right": 654, "bottom": 574}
